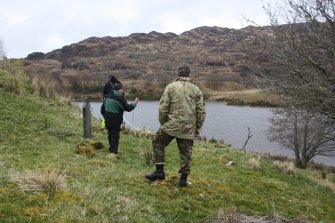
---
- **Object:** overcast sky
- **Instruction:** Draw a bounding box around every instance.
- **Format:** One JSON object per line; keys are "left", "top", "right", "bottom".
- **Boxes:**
{"left": 0, "top": 0, "right": 277, "bottom": 58}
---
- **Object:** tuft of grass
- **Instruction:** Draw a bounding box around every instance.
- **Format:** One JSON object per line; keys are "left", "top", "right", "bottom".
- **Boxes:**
{"left": 312, "top": 178, "right": 335, "bottom": 193}
{"left": 48, "top": 127, "right": 75, "bottom": 138}
{"left": 87, "top": 159, "right": 110, "bottom": 167}
{"left": 30, "top": 75, "right": 60, "bottom": 98}
{"left": 22, "top": 207, "right": 43, "bottom": 217}
{"left": 106, "top": 153, "right": 120, "bottom": 161}
{"left": 76, "top": 139, "right": 105, "bottom": 158}
{"left": 306, "top": 172, "right": 335, "bottom": 193}
{"left": 247, "top": 157, "right": 261, "bottom": 170}
{"left": 123, "top": 128, "right": 156, "bottom": 140}
{"left": 142, "top": 146, "right": 153, "bottom": 166}
{"left": 9, "top": 169, "right": 67, "bottom": 193}
{"left": 273, "top": 160, "right": 296, "bottom": 175}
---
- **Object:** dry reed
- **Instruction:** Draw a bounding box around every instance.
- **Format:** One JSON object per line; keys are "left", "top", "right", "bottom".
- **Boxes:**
{"left": 30, "top": 75, "right": 60, "bottom": 98}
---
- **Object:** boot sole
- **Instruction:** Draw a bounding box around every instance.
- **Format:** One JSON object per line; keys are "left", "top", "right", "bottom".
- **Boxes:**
{"left": 145, "top": 176, "right": 165, "bottom": 181}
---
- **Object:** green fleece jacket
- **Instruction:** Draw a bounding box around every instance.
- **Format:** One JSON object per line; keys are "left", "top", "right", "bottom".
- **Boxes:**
{"left": 159, "top": 77, "right": 206, "bottom": 139}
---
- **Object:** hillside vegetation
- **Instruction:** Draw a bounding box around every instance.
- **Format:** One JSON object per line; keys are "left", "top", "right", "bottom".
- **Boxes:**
{"left": 0, "top": 63, "right": 335, "bottom": 222}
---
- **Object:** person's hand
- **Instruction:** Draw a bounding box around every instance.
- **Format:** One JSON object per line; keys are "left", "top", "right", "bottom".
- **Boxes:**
{"left": 195, "top": 129, "right": 200, "bottom": 139}
{"left": 134, "top": 98, "right": 140, "bottom": 104}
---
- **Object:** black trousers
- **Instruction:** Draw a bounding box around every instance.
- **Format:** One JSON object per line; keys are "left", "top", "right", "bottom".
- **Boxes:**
{"left": 107, "top": 125, "right": 121, "bottom": 154}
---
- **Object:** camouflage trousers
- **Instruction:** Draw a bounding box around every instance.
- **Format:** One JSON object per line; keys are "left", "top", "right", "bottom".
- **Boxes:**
{"left": 153, "top": 128, "right": 193, "bottom": 174}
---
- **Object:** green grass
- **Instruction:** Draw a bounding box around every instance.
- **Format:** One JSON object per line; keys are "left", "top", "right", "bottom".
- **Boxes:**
{"left": 0, "top": 91, "right": 334, "bottom": 223}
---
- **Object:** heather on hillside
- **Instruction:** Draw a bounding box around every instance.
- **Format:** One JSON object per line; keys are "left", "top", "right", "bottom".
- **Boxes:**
{"left": 24, "top": 26, "right": 272, "bottom": 102}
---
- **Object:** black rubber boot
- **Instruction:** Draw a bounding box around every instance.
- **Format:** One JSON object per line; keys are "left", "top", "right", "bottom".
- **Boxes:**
{"left": 145, "top": 164, "right": 165, "bottom": 181}
{"left": 178, "top": 173, "right": 188, "bottom": 187}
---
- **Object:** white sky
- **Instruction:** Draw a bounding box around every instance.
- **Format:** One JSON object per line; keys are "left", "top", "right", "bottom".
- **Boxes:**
{"left": 0, "top": 0, "right": 277, "bottom": 58}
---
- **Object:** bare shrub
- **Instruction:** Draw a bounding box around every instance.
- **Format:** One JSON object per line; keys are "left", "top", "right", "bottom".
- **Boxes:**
{"left": 255, "top": 0, "right": 335, "bottom": 119}
{"left": 268, "top": 108, "right": 335, "bottom": 168}
{"left": 9, "top": 169, "right": 67, "bottom": 192}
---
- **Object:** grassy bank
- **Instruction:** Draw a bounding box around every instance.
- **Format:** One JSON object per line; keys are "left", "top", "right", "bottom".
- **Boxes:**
{"left": 0, "top": 91, "right": 334, "bottom": 222}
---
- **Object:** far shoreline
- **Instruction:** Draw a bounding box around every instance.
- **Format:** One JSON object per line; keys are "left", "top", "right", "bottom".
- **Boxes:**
{"left": 71, "top": 88, "right": 279, "bottom": 108}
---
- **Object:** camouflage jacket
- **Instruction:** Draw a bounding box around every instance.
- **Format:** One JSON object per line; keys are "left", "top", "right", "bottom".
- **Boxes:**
{"left": 159, "top": 77, "right": 206, "bottom": 139}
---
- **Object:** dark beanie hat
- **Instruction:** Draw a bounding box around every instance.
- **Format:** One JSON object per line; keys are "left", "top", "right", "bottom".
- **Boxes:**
{"left": 113, "top": 83, "right": 123, "bottom": 91}
{"left": 178, "top": 64, "right": 190, "bottom": 77}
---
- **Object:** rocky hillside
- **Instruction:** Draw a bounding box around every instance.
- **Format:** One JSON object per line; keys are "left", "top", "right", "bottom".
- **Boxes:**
{"left": 24, "top": 26, "right": 270, "bottom": 100}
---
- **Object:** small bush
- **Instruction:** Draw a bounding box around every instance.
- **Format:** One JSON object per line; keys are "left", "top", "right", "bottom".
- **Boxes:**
{"left": 209, "top": 137, "right": 218, "bottom": 144}
{"left": 0, "top": 58, "right": 29, "bottom": 95}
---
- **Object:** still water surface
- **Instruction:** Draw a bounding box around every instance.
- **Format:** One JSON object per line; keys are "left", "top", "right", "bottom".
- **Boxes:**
{"left": 78, "top": 101, "right": 334, "bottom": 166}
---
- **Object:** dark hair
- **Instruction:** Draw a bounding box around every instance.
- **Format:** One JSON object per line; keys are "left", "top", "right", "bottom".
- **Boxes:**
{"left": 177, "top": 64, "right": 190, "bottom": 77}
{"left": 109, "top": 75, "right": 120, "bottom": 84}
{"left": 102, "top": 75, "right": 121, "bottom": 96}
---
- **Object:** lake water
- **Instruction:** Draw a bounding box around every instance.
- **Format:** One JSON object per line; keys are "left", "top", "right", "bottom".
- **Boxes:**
{"left": 77, "top": 101, "right": 334, "bottom": 166}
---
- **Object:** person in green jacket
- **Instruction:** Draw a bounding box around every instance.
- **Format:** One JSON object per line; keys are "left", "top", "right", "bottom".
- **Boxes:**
{"left": 101, "top": 83, "right": 139, "bottom": 154}
{"left": 145, "top": 64, "right": 206, "bottom": 187}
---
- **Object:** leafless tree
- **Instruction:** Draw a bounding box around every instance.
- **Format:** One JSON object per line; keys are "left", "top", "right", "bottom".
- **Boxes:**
{"left": 253, "top": 0, "right": 335, "bottom": 119}
{"left": 268, "top": 108, "right": 335, "bottom": 168}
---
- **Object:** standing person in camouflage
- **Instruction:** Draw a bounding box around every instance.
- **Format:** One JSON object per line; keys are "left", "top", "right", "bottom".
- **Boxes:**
{"left": 145, "top": 64, "right": 206, "bottom": 187}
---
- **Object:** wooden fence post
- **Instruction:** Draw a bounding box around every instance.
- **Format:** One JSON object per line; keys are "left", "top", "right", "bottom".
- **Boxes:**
{"left": 83, "top": 96, "right": 91, "bottom": 139}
